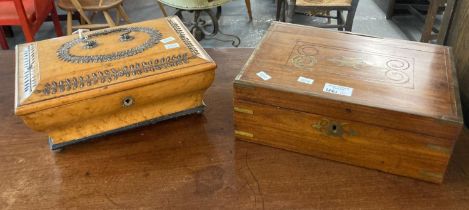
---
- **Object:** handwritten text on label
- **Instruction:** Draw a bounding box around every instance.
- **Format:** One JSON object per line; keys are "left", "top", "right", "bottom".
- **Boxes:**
{"left": 323, "top": 83, "right": 353, "bottom": 96}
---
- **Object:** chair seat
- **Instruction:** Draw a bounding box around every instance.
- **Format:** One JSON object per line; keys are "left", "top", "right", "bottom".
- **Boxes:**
{"left": 58, "top": 0, "right": 123, "bottom": 11}
{"left": 0, "top": 0, "right": 36, "bottom": 25}
{"left": 296, "top": 0, "right": 352, "bottom": 7}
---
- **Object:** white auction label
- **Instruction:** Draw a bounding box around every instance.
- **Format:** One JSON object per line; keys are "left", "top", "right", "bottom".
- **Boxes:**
{"left": 323, "top": 83, "right": 353, "bottom": 96}
{"left": 256, "top": 71, "right": 271, "bottom": 81}
{"left": 164, "top": 43, "right": 180, "bottom": 49}
{"left": 297, "top": 76, "right": 314, "bottom": 85}
{"left": 161, "top": 36, "right": 175, "bottom": 43}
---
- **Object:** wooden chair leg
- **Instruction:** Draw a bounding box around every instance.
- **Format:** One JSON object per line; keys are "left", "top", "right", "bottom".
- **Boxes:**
{"left": 437, "top": 0, "right": 455, "bottom": 44}
{"left": 0, "top": 27, "right": 9, "bottom": 50}
{"left": 420, "top": 0, "right": 440, "bottom": 42}
{"left": 282, "top": 0, "right": 287, "bottom": 22}
{"left": 80, "top": 14, "right": 87, "bottom": 24}
{"left": 50, "top": 3, "right": 64, "bottom": 37}
{"left": 285, "top": 0, "right": 296, "bottom": 23}
{"left": 70, "top": 0, "right": 93, "bottom": 24}
{"left": 344, "top": 0, "right": 359, "bottom": 31}
{"left": 67, "top": 11, "right": 73, "bottom": 35}
{"left": 156, "top": 1, "right": 168, "bottom": 17}
{"left": 245, "top": 0, "right": 253, "bottom": 20}
{"left": 117, "top": 4, "right": 131, "bottom": 24}
{"left": 103, "top": 10, "right": 116, "bottom": 27}
{"left": 276, "top": 0, "right": 282, "bottom": 21}
{"left": 337, "top": 10, "right": 344, "bottom": 31}
{"left": 20, "top": 24, "right": 35, "bottom": 43}
{"left": 114, "top": 4, "right": 121, "bottom": 25}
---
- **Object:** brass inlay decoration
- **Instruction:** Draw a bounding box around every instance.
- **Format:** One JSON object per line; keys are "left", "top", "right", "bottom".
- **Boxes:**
{"left": 291, "top": 55, "right": 317, "bottom": 71}
{"left": 386, "top": 59, "right": 410, "bottom": 71}
{"left": 326, "top": 56, "right": 411, "bottom": 84}
{"left": 383, "top": 58, "right": 411, "bottom": 84}
{"left": 289, "top": 44, "right": 319, "bottom": 71}
{"left": 312, "top": 118, "right": 358, "bottom": 138}
{"left": 286, "top": 41, "right": 415, "bottom": 88}
{"left": 235, "top": 130, "right": 254, "bottom": 138}
{"left": 327, "top": 56, "right": 370, "bottom": 70}
{"left": 234, "top": 107, "right": 254, "bottom": 114}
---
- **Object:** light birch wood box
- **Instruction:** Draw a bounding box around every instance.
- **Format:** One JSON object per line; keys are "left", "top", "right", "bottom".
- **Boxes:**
{"left": 15, "top": 17, "right": 216, "bottom": 150}
{"left": 233, "top": 22, "right": 464, "bottom": 183}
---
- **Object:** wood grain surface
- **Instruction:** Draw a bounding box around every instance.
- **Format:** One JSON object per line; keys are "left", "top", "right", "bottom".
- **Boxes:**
{"left": 234, "top": 100, "right": 455, "bottom": 183}
{"left": 447, "top": 0, "right": 469, "bottom": 126}
{"left": 235, "top": 22, "right": 462, "bottom": 125}
{"left": 233, "top": 22, "right": 462, "bottom": 183}
{"left": 1, "top": 48, "right": 469, "bottom": 209}
{"left": 15, "top": 17, "right": 217, "bottom": 146}
{"left": 15, "top": 17, "right": 214, "bottom": 111}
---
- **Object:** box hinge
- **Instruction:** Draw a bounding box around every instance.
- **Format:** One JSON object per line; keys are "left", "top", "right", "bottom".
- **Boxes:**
{"left": 234, "top": 107, "right": 253, "bottom": 115}
{"left": 235, "top": 130, "right": 254, "bottom": 138}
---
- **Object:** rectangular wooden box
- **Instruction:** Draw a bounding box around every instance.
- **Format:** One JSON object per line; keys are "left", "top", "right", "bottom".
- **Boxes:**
{"left": 15, "top": 17, "right": 216, "bottom": 150}
{"left": 233, "top": 22, "right": 464, "bottom": 183}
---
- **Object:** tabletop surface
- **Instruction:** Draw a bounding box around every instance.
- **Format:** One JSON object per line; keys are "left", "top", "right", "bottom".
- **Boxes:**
{"left": 1, "top": 48, "right": 469, "bottom": 209}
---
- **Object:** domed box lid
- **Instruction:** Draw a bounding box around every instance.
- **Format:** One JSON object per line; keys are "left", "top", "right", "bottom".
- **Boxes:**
{"left": 234, "top": 21, "right": 463, "bottom": 140}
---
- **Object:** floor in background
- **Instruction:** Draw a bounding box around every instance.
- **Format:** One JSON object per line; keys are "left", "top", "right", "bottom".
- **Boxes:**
{"left": 2, "top": 0, "right": 409, "bottom": 49}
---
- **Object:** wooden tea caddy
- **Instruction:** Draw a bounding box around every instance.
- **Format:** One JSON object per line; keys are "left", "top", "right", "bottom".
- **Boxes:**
{"left": 15, "top": 17, "right": 216, "bottom": 150}
{"left": 234, "top": 22, "right": 464, "bottom": 183}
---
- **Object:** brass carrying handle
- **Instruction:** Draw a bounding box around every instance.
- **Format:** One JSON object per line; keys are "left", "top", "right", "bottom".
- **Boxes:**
{"left": 119, "top": 29, "right": 134, "bottom": 42}
{"left": 81, "top": 29, "right": 135, "bottom": 49}
{"left": 82, "top": 39, "right": 98, "bottom": 49}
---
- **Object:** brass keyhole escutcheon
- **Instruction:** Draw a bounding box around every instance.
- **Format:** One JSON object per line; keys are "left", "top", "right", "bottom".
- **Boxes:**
{"left": 312, "top": 119, "right": 358, "bottom": 138}
{"left": 122, "top": 96, "right": 134, "bottom": 108}
{"left": 331, "top": 124, "right": 338, "bottom": 133}
{"left": 327, "top": 122, "right": 343, "bottom": 137}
